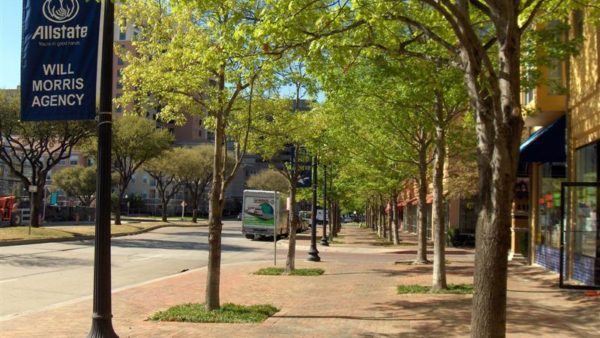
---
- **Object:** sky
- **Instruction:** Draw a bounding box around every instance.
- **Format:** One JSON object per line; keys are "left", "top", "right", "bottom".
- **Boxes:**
{"left": 0, "top": 1, "right": 22, "bottom": 89}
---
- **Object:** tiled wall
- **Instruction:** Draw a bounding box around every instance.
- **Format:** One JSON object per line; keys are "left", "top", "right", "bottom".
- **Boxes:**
{"left": 535, "top": 244, "right": 597, "bottom": 286}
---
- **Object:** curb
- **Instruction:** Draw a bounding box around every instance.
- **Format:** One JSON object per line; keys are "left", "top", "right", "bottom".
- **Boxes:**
{"left": 0, "top": 222, "right": 208, "bottom": 247}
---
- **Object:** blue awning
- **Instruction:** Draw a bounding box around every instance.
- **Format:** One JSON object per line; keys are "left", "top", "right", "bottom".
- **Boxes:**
{"left": 519, "top": 115, "right": 566, "bottom": 163}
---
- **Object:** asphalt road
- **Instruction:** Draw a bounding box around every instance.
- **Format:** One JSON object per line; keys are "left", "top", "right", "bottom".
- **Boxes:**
{"left": 0, "top": 221, "right": 277, "bottom": 320}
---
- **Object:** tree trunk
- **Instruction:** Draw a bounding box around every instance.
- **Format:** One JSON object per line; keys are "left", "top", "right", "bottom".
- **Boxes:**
{"left": 471, "top": 138, "right": 519, "bottom": 336}
{"left": 365, "top": 203, "right": 369, "bottom": 227}
{"left": 328, "top": 200, "right": 333, "bottom": 240}
{"left": 372, "top": 201, "right": 377, "bottom": 231}
{"left": 285, "top": 185, "right": 298, "bottom": 272}
{"left": 415, "top": 144, "right": 429, "bottom": 264}
{"left": 328, "top": 200, "right": 335, "bottom": 240}
{"left": 392, "top": 193, "right": 399, "bottom": 245}
{"left": 373, "top": 202, "right": 377, "bottom": 231}
{"left": 373, "top": 201, "right": 377, "bottom": 234}
{"left": 432, "top": 99, "right": 447, "bottom": 291}
{"left": 365, "top": 203, "right": 369, "bottom": 228}
{"left": 205, "top": 114, "right": 226, "bottom": 311}
{"left": 378, "top": 197, "right": 384, "bottom": 238}
{"left": 372, "top": 201, "right": 377, "bottom": 232}
{"left": 30, "top": 189, "right": 43, "bottom": 227}
{"left": 387, "top": 194, "right": 394, "bottom": 243}
{"left": 161, "top": 190, "right": 168, "bottom": 222}
{"left": 161, "top": 206, "right": 168, "bottom": 222}
{"left": 114, "top": 196, "right": 122, "bottom": 225}
{"left": 382, "top": 200, "right": 388, "bottom": 240}
{"left": 397, "top": 205, "right": 403, "bottom": 233}
{"left": 465, "top": 3, "right": 523, "bottom": 335}
{"left": 338, "top": 203, "right": 342, "bottom": 231}
{"left": 191, "top": 186, "right": 199, "bottom": 223}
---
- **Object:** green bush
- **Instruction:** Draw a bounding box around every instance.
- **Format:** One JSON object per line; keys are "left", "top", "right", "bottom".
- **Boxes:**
{"left": 447, "top": 228, "right": 459, "bottom": 246}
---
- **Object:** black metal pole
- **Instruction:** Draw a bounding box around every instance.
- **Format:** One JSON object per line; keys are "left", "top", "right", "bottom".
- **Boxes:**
{"left": 307, "top": 156, "right": 320, "bottom": 261}
{"left": 88, "top": 1, "right": 118, "bottom": 337}
{"left": 328, "top": 165, "right": 335, "bottom": 241}
{"left": 320, "top": 165, "right": 329, "bottom": 246}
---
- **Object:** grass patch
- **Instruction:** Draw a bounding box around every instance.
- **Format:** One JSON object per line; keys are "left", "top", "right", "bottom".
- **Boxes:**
{"left": 0, "top": 226, "right": 75, "bottom": 241}
{"left": 254, "top": 267, "right": 325, "bottom": 276}
{"left": 397, "top": 284, "right": 473, "bottom": 294}
{"left": 150, "top": 303, "right": 279, "bottom": 323}
{"left": 255, "top": 267, "right": 285, "bottom": 275}
{"left": 52, "top": 224, "right": 144, "bottom": 236}
{"left": 1, "top": 221, "right": 206, "bottom": 242}
{"left": 126, "top": 215, "right": 207, "bottom": 222}
{"left": 0, "top": 223, "right": 167, "bottom": 242}
{"left": 290, "top": 268, "right": 324, "bottom": 276}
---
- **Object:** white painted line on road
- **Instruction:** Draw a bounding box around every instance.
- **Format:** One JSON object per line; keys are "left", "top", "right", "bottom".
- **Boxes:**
{"left": 0, "top": 278, "right": 19, "bottom": 284}
{"left": 130, "top": 254, "right": 164, "bottom": 262}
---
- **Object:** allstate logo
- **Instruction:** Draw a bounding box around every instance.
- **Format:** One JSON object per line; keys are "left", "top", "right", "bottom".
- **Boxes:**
{"left": 42, "top": 0, "right": 79, "bottom": 24}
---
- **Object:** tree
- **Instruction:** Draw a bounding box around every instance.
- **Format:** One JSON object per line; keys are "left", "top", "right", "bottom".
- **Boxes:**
{"left": 84, "top": 115, "right": 173, "bottom": 225}
{"left": 0, "top": 90, "right": 94, "bottom": 227}
{"left": 318, "top": 56, "right": 435, "bottom": 263}
{"left": 247, "top": 59, "right": 322, "bottom": 273}
{"left": 246, "top": 169, "right": 290, "bottom": 193}
{"left": 118, "top": 0, "right": 271, "bottom": 310}
{"left": 423, "top": 70, "right": 468, "bottom": 291}
{"left": 173, "top": 145, "right": 214, "bottom": 223}
{"left": 53, "top": 166, "right": 97, "bottom": 207}
{"left": 144, "top": 149, "right": 183, "bottom": 222}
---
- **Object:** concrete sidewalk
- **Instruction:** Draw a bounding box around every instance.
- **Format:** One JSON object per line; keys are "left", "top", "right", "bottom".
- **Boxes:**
{"left": 1, "top": 225, "right": 598, "bottom": 337}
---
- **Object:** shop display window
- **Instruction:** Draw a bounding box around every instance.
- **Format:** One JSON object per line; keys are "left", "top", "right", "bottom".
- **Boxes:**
{"left": 537, "top": 162, "right": 566, "bottom": 248}
{"left": 576, "top": 141, "right": 598, "bottom": 183}
{"left": 574, "top": 142, "right": 599, "bottom": 257}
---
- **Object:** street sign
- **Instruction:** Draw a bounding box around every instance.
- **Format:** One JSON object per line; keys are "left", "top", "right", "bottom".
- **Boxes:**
{"left": 28, "top": 185, "right": 38, "bottom": 193}
{"left": 21, "top": 0, "right": 101, "bottom": 121}
{"left": 296, "top": 169, "right": 312, "bottom": 188}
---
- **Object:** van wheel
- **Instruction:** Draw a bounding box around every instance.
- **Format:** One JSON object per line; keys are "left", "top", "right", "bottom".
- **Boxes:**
{"left": 245, "top": 234, "right": 254, "bottom": 240}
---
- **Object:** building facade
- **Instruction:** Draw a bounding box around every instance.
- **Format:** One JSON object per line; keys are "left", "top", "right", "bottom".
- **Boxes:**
{"left": 517, "top": 11, "right": 599, "bottom": 288}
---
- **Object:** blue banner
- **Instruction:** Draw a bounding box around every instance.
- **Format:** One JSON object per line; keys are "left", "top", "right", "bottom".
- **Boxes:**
{"left": 21, "top": 0, "right": 101, "bottom": 121}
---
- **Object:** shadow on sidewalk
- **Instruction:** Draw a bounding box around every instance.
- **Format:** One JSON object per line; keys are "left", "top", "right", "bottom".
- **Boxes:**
{"left": 372, "top": 265, "right": 475, "bottom": 278}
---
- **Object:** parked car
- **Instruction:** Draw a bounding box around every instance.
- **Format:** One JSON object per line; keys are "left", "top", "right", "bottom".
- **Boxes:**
{"left": 342, "top": 216, "right": 353, "bottom": 223}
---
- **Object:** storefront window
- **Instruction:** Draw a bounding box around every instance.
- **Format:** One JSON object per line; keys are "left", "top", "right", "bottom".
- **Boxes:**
{"left": 537, "top": 162, "right": 566, "bottom": 248}
{"left": 574, "top": 142, "right": 599, "bottom": 257}
{"left": 576, "top": 141, "right": 598, "bottom": 182}
{"left": 573, "top": 186, "right": 597, "bottom": 257}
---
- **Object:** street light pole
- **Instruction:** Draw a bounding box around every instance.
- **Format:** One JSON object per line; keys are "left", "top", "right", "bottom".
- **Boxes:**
{"left": 320, "top": 164, "right": 329, "bottom": 246}
{"left": 88, "top": 1, "right": 118, "bottom": 337}
{"left": 306, "top": 156, "right": 320, "bottom": 261}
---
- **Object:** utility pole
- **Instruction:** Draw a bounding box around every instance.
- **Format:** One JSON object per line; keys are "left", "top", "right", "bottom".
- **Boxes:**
{"left": 88, "top": 1, "right": 118, "bottom": 337}
{"left": 306, "top": 156, "right": 320, "bottom": 261}
{"left": 320, "top": 165, "right": 329, "bottom": 246}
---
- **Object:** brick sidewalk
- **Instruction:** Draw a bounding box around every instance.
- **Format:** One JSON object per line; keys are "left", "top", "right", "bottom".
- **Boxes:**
{"left": 1, "top": 225, "right": 598, "bottom": 337}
